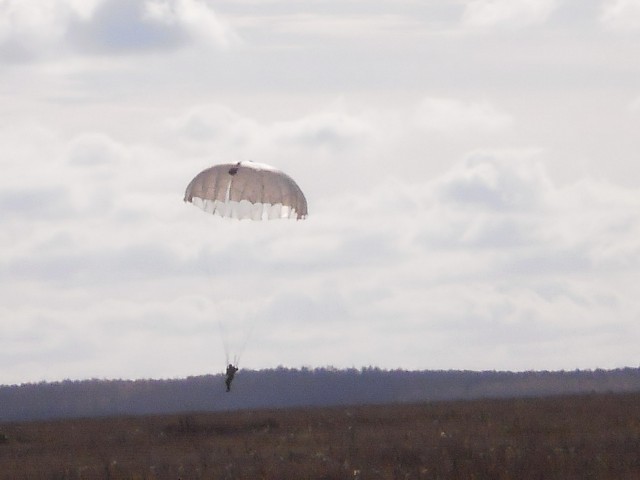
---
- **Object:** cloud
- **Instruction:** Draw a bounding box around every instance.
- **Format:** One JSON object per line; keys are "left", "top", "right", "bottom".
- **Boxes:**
{"left": 3, "top": 93, "right": 640, "bottom": 380}
{"left": 414, "top": 97, "right": 513, "bottom": 133}
{"left": 66, "top": 132, "right": 128, "bottom": 166}
{"left": 245, "top": 12, "right": 426, "bottom": 39}
{"left": 0, "top": 187, "right": 73, "bottom": 221}
{"left": 68, "top": 0, "right": 239, "bottom": 54}
{"left": 400, "top": 151, "right": 640, "bottom": 288}
{"left": 273, "top": 110, "right": 373, "bottom": 150}
{"left": 168, "top": 104, "right": 260, "bottom": 146}
{"left": 416, "top": 154, "right": 554, "bottom": 252}
{"left": 167, "top": 98, "right": 515, "bottom": 204}
{"left": 3, "top": 243, "right": 189, "bottom": 286}
{"left": 0, "top": 0, "right": 72, "bottom": 62}
{"left": 433, "top": 152, "right": 549, "bottom": 211}
{"left": 166, "top": 103, "right": 375, "bottom": 176}
{"left": 0, "top": 0, "right": 237, "bottom": 63}
{"left": 461, "top": 0, "right": 559, "bottom": 29}
{"left": 600, "top": 0, "right": 640, "bottom": 30}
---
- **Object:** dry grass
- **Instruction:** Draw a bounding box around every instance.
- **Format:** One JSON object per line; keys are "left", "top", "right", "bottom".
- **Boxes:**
{"left": 1, "top": 392, "right": 639, "bottom": 479}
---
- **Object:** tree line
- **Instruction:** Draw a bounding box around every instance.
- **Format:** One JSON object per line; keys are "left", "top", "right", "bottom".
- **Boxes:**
{"left": 2, "top": 367, "right": 640, "bottom": 422}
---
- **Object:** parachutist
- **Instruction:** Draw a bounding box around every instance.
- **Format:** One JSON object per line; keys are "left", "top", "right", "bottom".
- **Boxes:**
{"left": 225, "top": 364, "right": 239, "bottom": 392}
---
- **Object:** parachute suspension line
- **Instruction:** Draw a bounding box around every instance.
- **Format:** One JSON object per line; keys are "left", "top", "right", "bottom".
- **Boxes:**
{"left": 217, "top": 317, "right": 250, "bottom": 369}
{"left": 217, "top": 319, "right": 231, "bottom": 368}
{"left": 232, "top": 320, "right": 257, "bottom": 368}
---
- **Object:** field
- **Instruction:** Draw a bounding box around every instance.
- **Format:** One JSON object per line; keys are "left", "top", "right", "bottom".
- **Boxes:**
{"left": 1, "top": 392, "right": 639, "bottom": 479}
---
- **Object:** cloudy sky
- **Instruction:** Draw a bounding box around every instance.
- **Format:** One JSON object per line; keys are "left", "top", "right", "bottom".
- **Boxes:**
{"left": 2, "top": 0, "right": 640, "bottom": 384}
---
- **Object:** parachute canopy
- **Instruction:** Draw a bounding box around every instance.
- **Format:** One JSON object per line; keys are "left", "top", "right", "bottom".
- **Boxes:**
{"left": 184, "top": 161, "right": 308, "bottom": 220}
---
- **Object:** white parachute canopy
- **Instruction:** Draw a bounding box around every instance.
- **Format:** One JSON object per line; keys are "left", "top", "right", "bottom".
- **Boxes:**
{"left": 184, "top": 161, "right": 308, "bottom": 220}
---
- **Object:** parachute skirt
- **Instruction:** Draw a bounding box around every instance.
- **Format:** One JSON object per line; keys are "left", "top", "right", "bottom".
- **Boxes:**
{"left": 190, "top": 197, "right": 301, "bottom": 221}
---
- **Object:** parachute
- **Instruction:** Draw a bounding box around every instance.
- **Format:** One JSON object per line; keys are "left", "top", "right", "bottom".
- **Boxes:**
{"left": 184, "top": 161, "right": 308, "bottom": 375}
{"left": 184, "top": 161, "right": 308, "bottom": 220}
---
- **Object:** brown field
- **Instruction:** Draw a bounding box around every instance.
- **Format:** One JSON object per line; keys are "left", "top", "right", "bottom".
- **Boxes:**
{"left": 1, "top": 392, "right": 639, "bottom": 479}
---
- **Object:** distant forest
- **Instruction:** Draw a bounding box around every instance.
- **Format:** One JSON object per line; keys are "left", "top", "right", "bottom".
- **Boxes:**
{"left": 2, "top": 367, "right": 640, "bottom": 422}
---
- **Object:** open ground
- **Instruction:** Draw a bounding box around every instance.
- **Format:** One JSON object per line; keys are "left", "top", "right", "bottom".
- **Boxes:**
{"left": 1, "top": 392, "right": 639, "bottom": 479}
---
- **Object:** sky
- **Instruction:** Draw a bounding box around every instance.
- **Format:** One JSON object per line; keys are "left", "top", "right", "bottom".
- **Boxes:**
{"left": 1, "top": 0, "right": 640, "bottom": 385}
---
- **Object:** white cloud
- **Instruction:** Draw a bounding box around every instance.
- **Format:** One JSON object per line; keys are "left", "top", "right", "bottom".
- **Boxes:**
{"left": 168, "top": 104, "right": 260, "bottom": 146}
{"left": 414, "top": 97, "right": 513, "bottom": 133}
{"left": 68, "top": 0, "right": 239, "bottom": 54}
{"left": 0, "top": 186, "right": 74, "bottom": 222}
{"left": 272, "top": 109, "right": 373, "bottom": 150}
{"left": 0, "top": 0, "right": 237, "bottom": 63}
{"left": 280, "top": 146, "right": 639, "bottom": 288}
{"left": 169, "top": 102, "right": 372, "bottom": 149}
{"left": 0, "top": 0, "right": 71, "bottom": 62}
{"left": 66, "top": 132, "right": 128, "bottom": 166}
{"left": 159, "top": 0, "right": 240, "bottom": 48}
{"left": 461, "top": 0, "right": 559, "bottom": 29}
{"left": 432, "top": 152, "right": 549, "bottom": 211}
{"left": 601, "top": 0, "right": 640, "bottom": 30}
{"left": 243, "top": 13, "right": 425, "bottom": 39}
